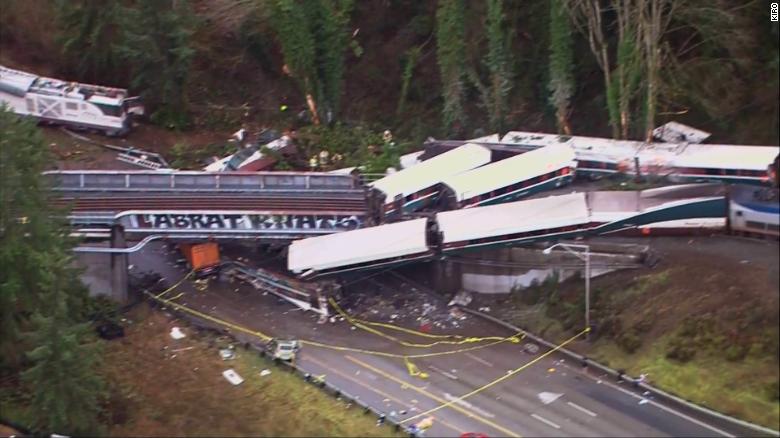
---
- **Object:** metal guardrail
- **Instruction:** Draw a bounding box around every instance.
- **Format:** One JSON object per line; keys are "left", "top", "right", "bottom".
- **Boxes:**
{"left": 462, "top": 307, "right": 780, "bottom": 438}
{"left": 44, "top": 170, "right": 361, "bottom": 192}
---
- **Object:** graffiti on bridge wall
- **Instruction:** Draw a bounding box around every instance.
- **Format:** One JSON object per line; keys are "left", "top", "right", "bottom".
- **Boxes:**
{"left": 121, "top": 213, "right": 363, "bottom": 232}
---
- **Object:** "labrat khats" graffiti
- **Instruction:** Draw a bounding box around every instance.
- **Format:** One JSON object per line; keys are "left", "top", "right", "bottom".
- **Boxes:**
{"left": 122, "top": 213, "right": 363, "bottom": 231}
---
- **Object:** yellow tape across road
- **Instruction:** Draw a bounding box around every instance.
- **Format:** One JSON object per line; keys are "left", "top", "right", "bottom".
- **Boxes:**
{"left": 401, "top": 327, "right": 590, "bottom": 425}
{"left": 329, "top": 297, "right": 515, "bottom": 348}
{"left": 147, "top": 289, "right": 524, "bottom": 359}
{"left": 346, "top": 355, "right": 521, "bottom": 437}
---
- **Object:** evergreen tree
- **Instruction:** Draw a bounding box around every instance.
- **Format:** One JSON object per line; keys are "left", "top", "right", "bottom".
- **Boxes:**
{"left": 22, "top": 298, "right": 104, "bottom": 435}
{"left": 0, "top": 106, "right": 63, "bottom": 365}
{"left": 436, "top": 0, "right": 467, "bottom": 135}
{"left": 548, "top": 0, "right": 574, "bottom": 135}
{"left": 0, "top": 107, "right": 103, "bottom": 431}
{"left": 118, "top": 0, "right": 195, "bottom": 129}
{"left": 57, "top": 0, "right": 125, "bottom": 84}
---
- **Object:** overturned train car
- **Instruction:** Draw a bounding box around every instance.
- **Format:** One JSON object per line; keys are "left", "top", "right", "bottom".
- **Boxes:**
{"left": 288, "top": 183, "right": 770, "bottom": 279}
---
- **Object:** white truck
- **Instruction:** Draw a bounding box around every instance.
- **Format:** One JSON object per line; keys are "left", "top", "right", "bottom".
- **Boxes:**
{"left": 0, "top": 65, "right": 144, "bottom": 136}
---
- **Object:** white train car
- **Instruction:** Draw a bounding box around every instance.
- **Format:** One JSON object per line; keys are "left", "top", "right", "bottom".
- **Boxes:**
{"left": 0, "top": 65, "right": 144, "bottom": 136}
{"left": 438, "top": 143, "right": 577, "bottom": 209}
{"left": 728, "top": 185, "right": 779, "bottom": 238}
{"left": 370, "top": 143, "right": 492, "bottom": 217}
{"left": 501, "top": 130, "right": 779, "bottom": 186}
{"left": 288, "top": 218, "right": 435, "bottom": 278}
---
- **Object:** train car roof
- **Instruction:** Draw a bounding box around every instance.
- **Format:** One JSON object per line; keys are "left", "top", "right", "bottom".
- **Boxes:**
{"left": 370, "top": 143, "right": 491, "bottom": 200}
{"left": 672, "top": 144, "right": 779, "bottom": 170}
{"left": 436, "top": 192, "right": 589, "bottom": 244}
{"left": 0, "top": 66, "right": 37, "bottom": 97}
{"left": 501, "top": 131, "right": 647, "bottom": 163}
{"left": 441, "top": 143, "right": 576, "bottom": 201}
{"left": 287, "top": 218, "right": 429, "bottom": 274}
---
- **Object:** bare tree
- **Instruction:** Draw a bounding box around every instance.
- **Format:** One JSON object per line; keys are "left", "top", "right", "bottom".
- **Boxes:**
{"left": 567, "top": 0, "right": 617, "bottom": 137}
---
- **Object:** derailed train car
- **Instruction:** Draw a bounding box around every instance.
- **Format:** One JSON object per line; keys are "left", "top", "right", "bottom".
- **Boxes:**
{"left": 437, "top": 143, "right": 577, "bottom": 210}
{"left": 287, "top": 183, "right": 765, "bottom": 279}
{"left": 0, "top": 65, "right": 144, "bottom": 136}
{"left": 369, "top": 143, "right": 492, "bottom": 219}
{"left": 500, "top": 131, "right": 780, "bottom": 186}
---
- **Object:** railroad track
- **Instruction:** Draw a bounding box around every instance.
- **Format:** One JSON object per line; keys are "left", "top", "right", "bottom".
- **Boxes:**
{"left": 51, "top": 195, "right": 368, "bottom": 214}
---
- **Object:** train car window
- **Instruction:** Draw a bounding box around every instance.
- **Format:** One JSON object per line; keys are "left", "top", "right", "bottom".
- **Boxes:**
{"left": 65, "top": 102, "right": 79, "bottom": 111}
{"left": 736, "top": 211, "right": 743, "bottom": 217}
{"left": 95, "top": 103, "right": 121, "bottom": 117}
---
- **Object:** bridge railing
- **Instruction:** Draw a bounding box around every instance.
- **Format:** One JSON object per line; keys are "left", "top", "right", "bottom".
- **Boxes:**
{"left": 44, "top": 170, "right": 362, "bottom": 192}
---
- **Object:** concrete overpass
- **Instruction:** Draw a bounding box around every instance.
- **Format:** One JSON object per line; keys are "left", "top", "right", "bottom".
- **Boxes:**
{"left": 47, "top": 170, "right": 372, "bottom": 302}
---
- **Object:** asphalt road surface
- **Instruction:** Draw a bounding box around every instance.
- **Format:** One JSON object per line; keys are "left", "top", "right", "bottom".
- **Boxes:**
{"left": 129, "top": 243, "right": 735, "bottom": 438}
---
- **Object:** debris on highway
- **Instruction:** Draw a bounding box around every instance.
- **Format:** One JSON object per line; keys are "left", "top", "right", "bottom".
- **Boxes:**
{"left": 170, "top": 327, "right": 186, "bottom": 339}
{"left": 219, "top": 347, "right": 236, "bottom": 361}
{"left": 222, "top": 369, "right": 244, "bottom": 385}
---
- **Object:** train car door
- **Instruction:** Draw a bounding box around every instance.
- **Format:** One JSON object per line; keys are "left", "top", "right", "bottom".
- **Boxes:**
{"left": 35, "top": 96, "right": 62, "bottom": 120}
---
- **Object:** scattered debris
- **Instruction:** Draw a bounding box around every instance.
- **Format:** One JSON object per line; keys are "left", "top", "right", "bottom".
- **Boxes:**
{"left": 652, "top": 121, "right": 711, "bottom": 144}
{"left": 170, "top": 327, "right": 186, "bottom": 340}
{"left": 538, "top": 392, "right": 563, "bottom": 405}
{"left": 638, "top": 399, "right": 649, "bottom": 405}
{"left": 449, "top": 307, "right": 467, "bottom": 320}
{"left": 260, "top": 369, "right": 272, "bottom": 377}
{"left": 222, "top": 369, "right": 244, "bottom": 385}
{"left": 523, "top": 343, "right": 540, "bottom": 355}
{"left": 219, "top": 347, "right": 236, "bottom": 361}
{"left": 478, "top": 306, "right": 491, "bottom": 312}
{"left": 448, "top": 290, "right": 473, "bottom": 307}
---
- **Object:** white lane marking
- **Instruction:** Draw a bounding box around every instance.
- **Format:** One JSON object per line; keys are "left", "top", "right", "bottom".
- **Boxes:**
{"left": 567, "top": 401, "right": 597, "bottom": 417}
{"left": 531, "top": 413, "right": 561, "bottom": 429}
{"left": 429, "top": 365, "right": 458, "bottom": 380}
{"left": 559, "top": 363, "right": 734, "bottom": 437}
{"left": 443, "top": 392, "right": 496, "bottom": 419}
{"left": 465, "top": 352, "right": 494, "bottom": 367}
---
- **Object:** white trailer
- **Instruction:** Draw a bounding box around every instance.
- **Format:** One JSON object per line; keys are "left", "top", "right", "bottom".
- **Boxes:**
{"left": 0, "top": 65, "right": 144, "bottom": 136}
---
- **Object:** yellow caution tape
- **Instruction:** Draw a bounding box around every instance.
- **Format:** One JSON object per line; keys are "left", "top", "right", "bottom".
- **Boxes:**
{"left": 404, "top": 357, "right": 429, "bottom": 379}
{"left": 401, "top": 327, "right": 591, "bottom": 425}
{"left": 329, "top": 298, "right": 463, "bottom": 340}
{"left": 155, "top": 270, "right": 195, "bottom": 299}
{"left": 146, "top": 290, "right": 524, "bottom": 360}
{"left": 329, "top": 298, "right": 518, "bottom": 348}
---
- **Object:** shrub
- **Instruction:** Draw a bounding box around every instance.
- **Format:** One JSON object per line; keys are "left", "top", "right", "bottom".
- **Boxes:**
{"left": 724, "top": 344, "right": 747, "bottom": 362}
{"left": 617, "top": 329, "right": 642, "bottom": 354}
{"left": 766, "top": 380, "right": 780, "bottom": 402}
{"left": 666, "top": 337, "right": 696, "bottom": 362}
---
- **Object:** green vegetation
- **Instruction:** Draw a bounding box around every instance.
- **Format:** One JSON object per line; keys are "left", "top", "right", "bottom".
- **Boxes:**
{"left": 476, "top": 0, "right": 512, "bottom": 133}
{"left": 590, "top": 340, "right": 780, "bottom": 429}
{"left": 498, "top": 264, "right": 779, "bottom": 429}
{"left": 0, "top": 107, "right": 104, "bottom": 434}
{"left": 269, "top": 0, "right": 354, "bottom": 124}
{"left": 95, "top": 305, "right": 401, "bottom": 436}
{"left": 547, "top": 0, "right": 574, "bottom": 134}
{"left": 2, "top": 1, "right": 777, "bottom": 144}
{"left": 57, "top": 0, "right": 195, "bottom": 128}
{"left": 435, "top": 0, "right": 467, "bottom": 135}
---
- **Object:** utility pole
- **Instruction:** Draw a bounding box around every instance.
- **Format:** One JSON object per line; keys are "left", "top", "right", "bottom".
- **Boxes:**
{"left": 543, "top": 242, "right": 591, "bottom": 340}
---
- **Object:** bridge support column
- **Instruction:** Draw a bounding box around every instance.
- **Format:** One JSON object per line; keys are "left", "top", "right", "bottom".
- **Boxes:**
{"left": 110, "top": 225, "right": 129, "bottom": 303}
{"left": 433, "top": 258, "right": 461, "bottom": 295}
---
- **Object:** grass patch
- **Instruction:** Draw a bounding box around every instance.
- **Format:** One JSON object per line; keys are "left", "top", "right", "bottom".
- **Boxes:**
{"left": 2, "top": 304, "right": 400, "bottom": 437}
{"left": 590, "top": 337, "right": 780, "bottom": 429}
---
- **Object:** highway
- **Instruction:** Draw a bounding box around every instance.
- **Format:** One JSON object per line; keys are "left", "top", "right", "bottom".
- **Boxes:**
{"left": 129, "top": 242, "right": 734, "bottom": 438}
